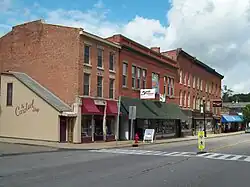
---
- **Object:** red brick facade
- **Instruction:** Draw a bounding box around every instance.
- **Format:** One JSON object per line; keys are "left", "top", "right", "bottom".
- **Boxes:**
{"left": 163, "top": 49, "right": 223, "bottom": 116}
{"left": 107, "top": 35, "right": 179, "bottom": 104}
{"left": 0, "top": 20, "right": 120, "bottom": 105}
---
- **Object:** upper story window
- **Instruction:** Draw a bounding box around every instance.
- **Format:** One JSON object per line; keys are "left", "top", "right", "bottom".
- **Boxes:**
{"left": 188, "top": 73, "right": 191, "bottom": 86}
{"left": 137, "top": 67, "right": 141, "bottom": 89}
{"left": 132, "top": 65, "right": 136, "bottom": 89}
{"left": 206, "top": 100, "right": 210, "bottom": 111}
{"left": 212, "top": 82, "right": 214, "bottom": 94}
{"left": 6, "top": 82, "right": 13, "bottom": 106}
{"left": 179, "top": 91, "right": 183, "bottom": 106}
{"left": 167, "top": 77, "right": 174, "bottom": 97}
{"left": 196, "top": 97, "right": 200, "bottom": 110}
{"left": 83, "top": 73, "right": 90, "bottom": 96}
{"left": 164, "top": 77, "right": 167, "bottom": 95}
{"left": 142, "top": 69, "right": 147, "bottom": 89}
{"left": 193, "top": 76, "right": 196, "bottom": 88}
{"left": 97, "top": 76, "right": 103, "bottom": 97}
{"left": 187, "top": 92, "right": 191, "bottom": 107}
{"left": 109, "top": 52, "right": 115, "bottom": 71}
{"left": 209, "top": 83, "right": 212, "bottom": 93}
{"left": 152, "top": 72, "right": 159, "bottom": 93}
{"left": 122, "top": 62, "right": 128, "bottom": 87}
{"left": 193, "top": 96, "right": 196, "bottom": 109}
{"left": 184, "top": 73, "right": 187, "bottom": 85}
{"left": 183, "top": 91, "right": 186, "bottom": 107}
{"left": 200, "top": 80, "right": 203, "bottom": 91}
{"left": 205, "top": 82, "right": 208, "bottom": 92}
{"left": 84, "top": 45, "right": 90, "bottom": 64}
{"left": 97, "top": 48, "right": 103, "bottom": 68}
{"left": 109, "top": 78, "right": 115, "bottom": 99}
{"left": 179, "top": 70, "right": 183, "bottom": 84}
{"left": 197, "top": 77, "right": 200, "bottom": 90}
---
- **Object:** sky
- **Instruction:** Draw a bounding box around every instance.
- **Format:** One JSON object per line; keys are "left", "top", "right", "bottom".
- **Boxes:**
{"left": 1, "top": 0, "right": 250, "bottom": 94}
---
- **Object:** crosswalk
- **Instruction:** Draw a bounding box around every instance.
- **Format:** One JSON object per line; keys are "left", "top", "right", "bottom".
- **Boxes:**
{"left": 89, "top": 148, "right": 250, "bottom": 163}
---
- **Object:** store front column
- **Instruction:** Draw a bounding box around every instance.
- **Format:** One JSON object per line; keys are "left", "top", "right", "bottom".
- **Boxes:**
{"left": 91, "top": 115, "right": 95, "bottom": 142}
{"left": 73, "top": 102, "right": 81, "bottom": 143}
{"left": 102, "top": 103, "right": 107, "bottom": 141}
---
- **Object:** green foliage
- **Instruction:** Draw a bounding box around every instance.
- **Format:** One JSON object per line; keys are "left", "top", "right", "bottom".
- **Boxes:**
{"left": 243, "top": 104, "right": 250, "bottom": 122}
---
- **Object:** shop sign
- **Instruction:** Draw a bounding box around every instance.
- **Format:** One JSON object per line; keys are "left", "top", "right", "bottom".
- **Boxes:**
{"left": 15, "top": 99, "right": 40, "bottom": 116}
{"left": 143, "top": 129, "right": 155, "bottom": 143}
{"left": 140, "top": 89, "right": 156, "bottom": 99}
{"left": 212, "top": 100, "right": 222, "bottom": 107}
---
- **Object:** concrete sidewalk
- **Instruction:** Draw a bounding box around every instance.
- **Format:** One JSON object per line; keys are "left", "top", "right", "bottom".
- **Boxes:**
{"left": 0, "top": 131, "right": 245, "bottom": 151}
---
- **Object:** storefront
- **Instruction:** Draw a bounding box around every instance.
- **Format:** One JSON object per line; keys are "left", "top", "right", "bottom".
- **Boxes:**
{"left": 221, "top": 115, "right": 244, "bottom": 133}
{"left": 192, "top": 111, "right": 213, "bottom": 135}
{"left": 0, "top": 71, "right": 77, "bottom": 142}
{"left": 80, "top": 97, "right": 118, "bottom": 143}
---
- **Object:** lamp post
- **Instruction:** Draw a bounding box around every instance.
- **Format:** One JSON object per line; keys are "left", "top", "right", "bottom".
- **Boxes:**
{"left": 203, "top": 96, "right": 207, "bottom": 137}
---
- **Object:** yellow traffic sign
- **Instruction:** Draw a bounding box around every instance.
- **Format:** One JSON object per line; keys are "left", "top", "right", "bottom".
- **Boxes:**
{"left": 198, "top": 131, "right": 205, "bottom": 151}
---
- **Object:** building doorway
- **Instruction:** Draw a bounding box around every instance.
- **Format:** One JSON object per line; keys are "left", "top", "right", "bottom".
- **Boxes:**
{"left": 60, "top": 116, "right": 67, "bottom": 142}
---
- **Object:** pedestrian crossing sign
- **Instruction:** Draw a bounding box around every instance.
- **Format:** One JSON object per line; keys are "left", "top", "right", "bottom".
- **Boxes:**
{"left": 198, "top": 131, "right": 205, "bottom": 151}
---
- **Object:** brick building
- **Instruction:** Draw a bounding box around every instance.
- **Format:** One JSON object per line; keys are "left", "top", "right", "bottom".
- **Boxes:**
{"left": 163, "top": 48, "right": 224, "bottom": 134}
{"left": 106, "top": 35, "right": 187, "bottom": 140}
{"left": 0, "top": 20, "right": 121, "bottom": 143}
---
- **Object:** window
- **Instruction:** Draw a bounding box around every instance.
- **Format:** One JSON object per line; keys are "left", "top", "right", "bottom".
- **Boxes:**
{"left": 200, "top": 98, "right": 203, "bottom": 111}
{"left": 183, "top": 91, "right": 186, "bottom": 107}
{"left": 193, "top": 76, "right": 196, "bottom": 88}
{"left": 188, "top": 73, "right": 191, "bottom": 86}
{"left": 84, "top": 45, "right": 90, "bottom": 64}
{"left": 167, "top": 77, "right": 171, "bottom": 96}
{"left": 197, "top": 77, "right": 200, "bottom": 90}
{"left": 193, "top": 96, "right": 196, "bottom": 109}
{"left": 152, "top": 73, "right": 159, "bottom": 93}
{"left": 196, "top": 97, "right": 200, "bottom": 110}
{"left": 6, "top": 83, "right": 13, "bottom": 106}
{"left": 205, "top": 82, "right": 208, "bottom": 92}
{"left": 122, "top": 62, "right": 128, "bottom": 87}
{"left": 206, "top": 100, "right": 210, "bottom": 111}
{"left": 132, "top": 65, "right": 136, "bottom": 88}
{"left": 179, "top": 91, "right": 183, "bottom": 106}
{"left": 170, "top": 78, "right": 174, "bottom": 96}
{"left": 83, "top": 73, "right": 90, "bottom": 96}
{"left": 212, "top": 82, "right": 214, "bottom": 94}
{"left": 215, "top": 84, "right": 218, "bottom": 96}
{"left": 184, "top": 73, "right": 187, "bottom": 85}
{"left": 142, "top": 69, "right": 147, "bottom": 89}
{"left": 97, "top": 48, "right": 103, "bottom": 68}
{"left": 137, "top": 67, "right": 141, "bottom": 89}
{"left": 109, "top": 79, "right": 114, "bottom": 99}
{"left": 179, "top": 70, "right": 183, "bottom": 84}
{"left": 109, "top": 52, "right": 115, "bottom": 71}
{"left": 164, "top": 77, "right": 167, "bottom": 95}
{"left": 200, "top": 80, "right": 203, "bottom": 91}
{"left": 209, "top": 83, "right": 212, "bottom": 93}
{"left": 97, "top": 76, "right": 103, "bottom": 97}
{"left": 187, "top": 92, "right": 190, "bottom": 107}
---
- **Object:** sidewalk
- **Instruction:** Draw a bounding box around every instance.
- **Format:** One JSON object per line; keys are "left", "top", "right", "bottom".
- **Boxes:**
{"left": 0, "top": 131, "right": 245, "bottom": 150}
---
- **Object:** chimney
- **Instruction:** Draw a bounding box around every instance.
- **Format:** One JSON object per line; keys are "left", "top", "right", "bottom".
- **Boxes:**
{"left": 151, "top": 47, "right": 160, "bottom": 53}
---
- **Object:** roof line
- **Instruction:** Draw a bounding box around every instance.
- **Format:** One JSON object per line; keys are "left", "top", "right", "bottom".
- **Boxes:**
{"left": 2, "top": 71, "right": 72, "bottom": 112}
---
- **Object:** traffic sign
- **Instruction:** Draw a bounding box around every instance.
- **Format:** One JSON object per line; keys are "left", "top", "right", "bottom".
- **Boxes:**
{"left": 198, "top": 131, "right": 205, "bottom": 151}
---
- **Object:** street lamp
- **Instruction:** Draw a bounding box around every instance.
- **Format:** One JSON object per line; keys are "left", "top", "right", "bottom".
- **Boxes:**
{"left": 202, "top": 96, "right": 207, "bottom": 137}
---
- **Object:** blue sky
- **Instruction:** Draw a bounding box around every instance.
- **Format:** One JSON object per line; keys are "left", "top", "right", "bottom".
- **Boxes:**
{"left": 1, "top": 0, "right": 250, "bottom": 93}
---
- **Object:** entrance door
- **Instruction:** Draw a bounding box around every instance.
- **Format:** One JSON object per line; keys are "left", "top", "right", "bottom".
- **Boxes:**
{"left": 60, "top": 117, "right": 67, "bottom": 142}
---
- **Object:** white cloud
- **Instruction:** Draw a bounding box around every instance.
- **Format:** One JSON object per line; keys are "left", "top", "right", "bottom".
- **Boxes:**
{"left": 1, "top": 0, "right": 250, "bottom": 93}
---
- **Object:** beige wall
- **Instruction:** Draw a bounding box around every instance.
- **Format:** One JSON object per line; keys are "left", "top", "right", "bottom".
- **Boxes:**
{"left": 0, "top": 75, "right": 60, "bottom": 141}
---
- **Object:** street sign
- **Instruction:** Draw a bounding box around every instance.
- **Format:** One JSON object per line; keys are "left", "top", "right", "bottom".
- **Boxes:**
{"left": 129, "top": 106, "right": 136, "bottom": 120}
{"left": 198, "top": 131, "right": 205, "bottom": 151}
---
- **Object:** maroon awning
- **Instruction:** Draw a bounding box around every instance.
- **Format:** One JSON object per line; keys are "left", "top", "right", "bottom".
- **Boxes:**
{"left": 106, "top": 100, "right": 118, "bottom": 115}
{"left": 81, "top": 98, "right": 101, "bottom": 114}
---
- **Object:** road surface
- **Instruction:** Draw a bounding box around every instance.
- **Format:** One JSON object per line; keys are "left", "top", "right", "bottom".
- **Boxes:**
{"left": 1, "top": 133, "right": 250, "bottom": 187}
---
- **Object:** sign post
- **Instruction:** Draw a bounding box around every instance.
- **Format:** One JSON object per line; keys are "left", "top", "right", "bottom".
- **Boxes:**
{"left": 129, "top": 106, "right": 136, "bottom": 140}
{"left": 197, "top": 131, "right": 206, "bottom": 154}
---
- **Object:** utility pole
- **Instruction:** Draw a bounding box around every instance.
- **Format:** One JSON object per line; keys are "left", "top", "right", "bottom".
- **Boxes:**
{"left": 203, "top": 96, "right": 207, "bottom": 137}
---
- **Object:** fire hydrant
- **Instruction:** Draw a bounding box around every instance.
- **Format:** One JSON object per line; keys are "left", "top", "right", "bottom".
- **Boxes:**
{"left": 132, "top": 133, "right": 139, "bottom": 147}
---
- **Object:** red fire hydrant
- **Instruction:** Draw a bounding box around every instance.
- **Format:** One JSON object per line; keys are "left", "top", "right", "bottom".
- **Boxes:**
{"left": 132, "top": 133, "right": 139, "bottom": 147}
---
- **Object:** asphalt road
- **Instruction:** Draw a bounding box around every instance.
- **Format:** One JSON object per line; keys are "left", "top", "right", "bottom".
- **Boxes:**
{"left": 1, "top": 133, "right": 250, "bottom": 187}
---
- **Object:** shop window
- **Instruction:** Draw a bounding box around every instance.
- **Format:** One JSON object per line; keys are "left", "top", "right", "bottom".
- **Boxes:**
{"left": 81, "top": 115, "right": 92, "bottom": 137}
{"left": 97, "top": 48, "right": 103, "bottom": 68}
{"left": 97, "top": 76, "right": 103, "bottom": 97}
{"left": 142, "top": 69, "right": 147, "bottom": 89}
{"left": 109, "top": 78, "right": 114, "bottom": 99}
{"left": 83, "top": 73, "right": 90, "bottom": 96}
{"left": 6, "top": 82, "right": 13, "bottom": 106}
{"left": 136, "top": 67, "right": 141, "bottom": 89}
{"left": 84, "top": 45, "right": 90, "bottom": 64}
{"left": 109, "top": 52, "right": 115, "bottom": 71}
{"left": 132, "top": 65, "right": 136, "bottom": 89}
{"left": 122, "top": 62, "right": 128, "bottom": 87}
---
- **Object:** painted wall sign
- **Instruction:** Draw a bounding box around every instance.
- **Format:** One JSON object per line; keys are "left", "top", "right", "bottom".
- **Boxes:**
{"left": 15, "top": 99, "right": 40, "bottom": 116}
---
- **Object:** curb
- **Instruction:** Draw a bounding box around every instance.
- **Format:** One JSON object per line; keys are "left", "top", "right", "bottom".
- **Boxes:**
{"left": 0, "top": 132, "right": 246, "bottom": 152}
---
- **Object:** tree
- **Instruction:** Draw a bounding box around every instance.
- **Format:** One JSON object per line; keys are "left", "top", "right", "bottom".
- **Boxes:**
{"left": 222, "top": 85, "right": 233, "bottom": 102}
{"left": 243, "top": 104, "right": 250, "bottom": 123}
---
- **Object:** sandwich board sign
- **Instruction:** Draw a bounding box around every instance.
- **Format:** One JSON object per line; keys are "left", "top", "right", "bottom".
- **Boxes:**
{"left": 143, "top": 129, "right": 155, "bottom": 143}
{"left": 198, "top": 131, "right": 205, "bottom": 151}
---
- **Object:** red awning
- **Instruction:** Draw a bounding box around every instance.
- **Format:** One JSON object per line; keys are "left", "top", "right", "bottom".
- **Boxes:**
{"left": 81, "top": 98, "right": 101, "bottom": 114}
{"left": 106, "top": 100, "right": 118, "bottom": 115}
